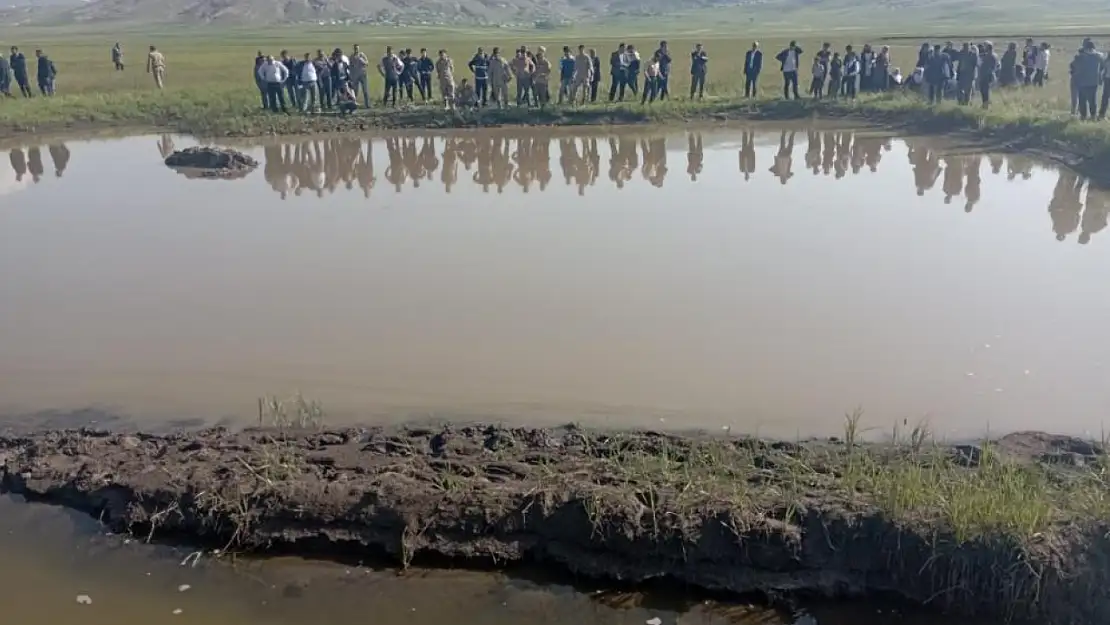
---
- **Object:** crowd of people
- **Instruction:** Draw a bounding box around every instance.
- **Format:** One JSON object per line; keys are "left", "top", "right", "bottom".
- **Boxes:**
{"left": 245, "top": 36, "right": 1108, "bottom": 119}
{"left": 1, "top": 36, "right": 1107, "bottom": 121}
{"left": 247, "top": 41, "right": 711, "bottom": 114}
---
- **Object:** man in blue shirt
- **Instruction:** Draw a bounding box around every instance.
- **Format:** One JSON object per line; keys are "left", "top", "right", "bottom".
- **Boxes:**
{"left": 558, "top": 46, "right": 576, "bottom": 103}
{"left": 10, "top": 46, "right": 31, "bottom": 97}
{"left": 467, "top": 47, "right": 490, "bottom": 106}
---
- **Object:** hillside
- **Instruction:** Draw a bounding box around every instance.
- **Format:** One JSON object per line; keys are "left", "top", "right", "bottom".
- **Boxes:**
{"left": 1, "top": 0, "right": 745, "bottom": 27}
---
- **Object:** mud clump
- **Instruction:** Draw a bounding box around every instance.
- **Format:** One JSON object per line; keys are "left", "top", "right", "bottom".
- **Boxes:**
{"left": 1, "top": 425, "right": 1108, "bottom": 624}
{"left": 164, "top": 146, "right": 257, "bottom": 179}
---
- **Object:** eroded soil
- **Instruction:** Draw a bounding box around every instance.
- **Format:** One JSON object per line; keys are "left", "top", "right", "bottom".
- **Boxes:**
{"left": 1, "top": 425, "right": 1108, "bottom": 624}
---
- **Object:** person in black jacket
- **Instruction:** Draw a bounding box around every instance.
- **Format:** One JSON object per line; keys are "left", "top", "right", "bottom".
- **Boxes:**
{"left": 417, "top": 48, "right": 435, "bottom": 101}
{"left": 775, "top": 41, "right": 803, "bottom": 99}
{"left": 743, "top": 41, "right": 763, "bottom": 97}
{"left": 654, "top": 41, "right": 672, "bottom": 100}
{"left": 690, "top": 43, "right": 708, "bottom": 98}
{"left": 11, "top": 46, "right": 31, "bottom": 97}
{"left": 468, "top": 47, "right": 490, "bottom": 107}
{"left": 0, "top": 53, "right": 10, "bottom": 97}
{"left": 401, "top": 49, "right": 419, "bottom": 102}
{"left": 279, "top": 50, "right": 298, "bottom": 108}
{"left": 589, "top": 49, "right": 601, "bottom": 102}
{"left": 313, "top": 50, "right": 333, "bottom": 110}
{"left": 924, "top": 44, "right": 952, "bottom": 104}
{"left": 35, "top": 49, "right": 56, "bottom": 96}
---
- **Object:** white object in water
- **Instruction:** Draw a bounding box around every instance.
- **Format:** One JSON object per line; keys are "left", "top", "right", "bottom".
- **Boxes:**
{"left": 76, "top": 595, "right": 93, "bottom": 605}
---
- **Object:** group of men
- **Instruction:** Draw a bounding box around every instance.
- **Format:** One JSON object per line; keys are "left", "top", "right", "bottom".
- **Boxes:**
{"left": 0, "top": 47, "right": 57, "bottom": 97}
{"left": 248, "top": 41, "right": 712, "bottom": 113}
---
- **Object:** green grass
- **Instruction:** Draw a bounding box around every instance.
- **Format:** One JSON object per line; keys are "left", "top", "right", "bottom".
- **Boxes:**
{"left": 1, "top": 30, "right": 1108, "bottom": 166}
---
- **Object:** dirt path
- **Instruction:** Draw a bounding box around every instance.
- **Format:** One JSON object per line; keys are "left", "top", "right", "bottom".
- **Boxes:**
{"left": 1, "top": 425, "right": 1107, "bottom": 623}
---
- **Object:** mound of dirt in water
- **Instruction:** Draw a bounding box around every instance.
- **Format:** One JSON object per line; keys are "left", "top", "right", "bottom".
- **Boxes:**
{"left": 164, "top": 146, "right": 257, "bottom": 178}
{"left": 2, "top": 425, "right": 1108, "bottom": 624}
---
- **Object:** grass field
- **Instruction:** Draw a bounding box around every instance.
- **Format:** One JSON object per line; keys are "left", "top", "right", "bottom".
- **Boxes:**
{"left": 0, "top": 25, "right": 1108, "bottom": 164}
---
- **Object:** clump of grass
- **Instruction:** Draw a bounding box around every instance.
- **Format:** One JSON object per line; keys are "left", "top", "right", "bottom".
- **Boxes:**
{"left": 257, "top": 392, "right": 325, "bottom": 429}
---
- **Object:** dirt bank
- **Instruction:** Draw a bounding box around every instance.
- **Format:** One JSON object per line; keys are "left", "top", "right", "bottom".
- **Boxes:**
{"left": 1, "top": 425, "right": 1107, "bottom": 623}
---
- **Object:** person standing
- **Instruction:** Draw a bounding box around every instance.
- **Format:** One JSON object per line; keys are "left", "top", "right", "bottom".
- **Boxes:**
{"left": 380, "top": 46, "right": 402, "bottom": 106}
{"left": 955, "top": 43, "right": 979, "bottom": 105}
{"left": 776, "top": 41, "right": 803, "bottom": 99}
{"left": 558, "top": 46, "right": 575, "bottom": 104}
{"left": 435, "top": 49, "right": 455, "bottom": 110}
{"left": 654, "top": 40, "right": 672, "bottom": 100}
{"left": 925, "top": 44, "right": 951, "bottom": 104}
{"left": 35, "top": 49, "right": 56, "bottom": 96}
{"left": 1033, "top": 42, "right": 1051, "bottom": 87}
{"left": 827, "top": 52, "right": 842, "bottom": 98}
{"left": 532, "top": 46, "right": 552, "bottom": 108}
{"left": 571, "top": 44, "right": 592, "bottom": 104}
{"left": 1101, "top": 47, "right": 1110, "bottom": 120}
{"left": 146, "top": 45, "right": 165, "bottom": 89}
{"left": 401, "top": 49, "right": 419, "bottom": 102}
{"left": 743, "top": 42, "right": 762, "bottom": 97}
{"left": 512, "top": 48, "right": 534, "bottom": 106}
{"left": 589, "top": 48, "right": 601, "bottom": 102}
{"left": 977, "top": 42, "right": 998, "bottom": 109}
{"left": 641, "top": 52, "right": 662, "bottom": 104}
{"left": 625, "top": 44, "right": 641, "bottom": 95}
{"left": 111, "top": 43, "right": 124, "bottom": 71}
{"left": 999, "top": 43, "right": 1018, "bottom": 87}
{"left": 874, "top": 45, "right": 891, "bottom": 91}
{"left": 689, "top": 43, "right": 708, "bottom": 99}
{"left": 468, "top": 47, "right": 490, "bottom": 107}
{"left": 1022, "top": 38, "right": 1037, "bottom": 85}
{"left": 10, "top": 46, "right": 30, "bottom": 97}
{"left": 254, "top": 51, "right": 268, "bottom": 108}
{"left": 488, "top": 47, "right": 510, "bottom": 108}
{"left": 842, "top": 45, "right": 859, "bottom": 98}
{"left": 350, "top": 44, "right": 370, "bottom": 108}
{"left": 297, "top": 52, "right": 318, "bottom": 112}
{"left": 314, "top": 50, "right": 333, "bottom": 110}
{"left": 279, "top": 50, "right": 298, "bottom": 107}
{"left": 0, "top": 51, "right": 10, "bottom": 97}
{"left": 257, "top": 54, "right": 290, "bottom": 113}
{"left": 859, "top": 44, "right": 875, "bottom": 91}
{"left": 608, "top": 43, "right": 628, "bottom": 101}
{"left": 809, "top": 54, "right": 826, "bottom": 99}
{"left": 418, "top": 48, "right": 435, "bottom": 101}
{"left": 1072, "top": 39, "right": 1103, "bottom": 120}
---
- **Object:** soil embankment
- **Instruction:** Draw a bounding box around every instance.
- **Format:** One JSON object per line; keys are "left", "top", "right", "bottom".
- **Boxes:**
{"left": 1, "top": 425, "right": 1108, "bottom": 623}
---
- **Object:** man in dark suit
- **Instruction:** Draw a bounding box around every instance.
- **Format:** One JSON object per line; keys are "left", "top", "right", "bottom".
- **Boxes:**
{"left": 744, "top": 41, "right": 763, "bottom": 97}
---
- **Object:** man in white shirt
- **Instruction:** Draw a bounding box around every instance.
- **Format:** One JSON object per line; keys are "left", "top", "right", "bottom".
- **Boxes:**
{"left": 297, "top": 52, "right": 318, "bottom": 112}
{"left": 257, "top": 55, "right": 290, "bottom": 113}
{"left": 1033, "top": 42, "right": 1050, "bottom": 87}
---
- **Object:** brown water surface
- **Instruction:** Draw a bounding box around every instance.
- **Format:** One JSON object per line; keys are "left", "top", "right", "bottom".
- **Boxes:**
{"left": 1, "top": 128, "right": 1108, "bottom": 437}
{"left": 0, "top": 494, "right": 988, "bottom": 625}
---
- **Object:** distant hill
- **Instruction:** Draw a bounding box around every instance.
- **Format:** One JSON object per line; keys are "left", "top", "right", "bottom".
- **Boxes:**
{"left": 0, "top": 0, "right": 747, "bottom": 27}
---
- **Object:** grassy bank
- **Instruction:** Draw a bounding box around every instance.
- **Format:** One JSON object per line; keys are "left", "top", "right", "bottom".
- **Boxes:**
{"left": 2, "top": 422, "right": 1109, "bottom": 623}
{"left": 1, "top": 32, "right": 1106, "bottom": 161}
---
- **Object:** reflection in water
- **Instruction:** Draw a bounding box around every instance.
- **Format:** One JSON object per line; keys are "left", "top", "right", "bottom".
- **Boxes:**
{"left": 7, "top": 141, "right": 71, "bottom": 183}
{"left": 7, "top": 129, "right": 1110, "bottom": 439}
{"left": 113, "top": 130, "right": 1105, "bottom": 246}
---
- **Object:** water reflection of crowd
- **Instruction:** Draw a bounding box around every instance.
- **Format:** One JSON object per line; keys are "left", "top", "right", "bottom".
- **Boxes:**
{"left": 7, "top": 142, "right": 70, "bottom": 182}
{"left": 139, "top": 131, "right": 1110, "bottom": 245}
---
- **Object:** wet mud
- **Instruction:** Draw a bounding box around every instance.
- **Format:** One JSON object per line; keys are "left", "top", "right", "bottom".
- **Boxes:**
{"left": 1, "top": 425, "right": 1107, "bottom": 624}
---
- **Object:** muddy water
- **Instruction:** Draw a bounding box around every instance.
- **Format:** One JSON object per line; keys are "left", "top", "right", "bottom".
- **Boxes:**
{"left": 1, "top": 128, "right": 1108, "bottom": 438}
{"left": 0, "top": 493, "right": 986, "bottom": 625}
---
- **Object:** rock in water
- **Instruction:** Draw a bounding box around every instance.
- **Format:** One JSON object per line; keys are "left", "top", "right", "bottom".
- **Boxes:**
{"left": 164, "top": 146, "right": 258, "bottom": 179}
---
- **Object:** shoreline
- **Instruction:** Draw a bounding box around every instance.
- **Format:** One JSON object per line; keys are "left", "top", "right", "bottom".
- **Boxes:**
{"left": 3, "top": 94, "right": 1109, "bottom": 185}
{"left": 2, "top": 424, "right": 1107, "bottom": 624}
